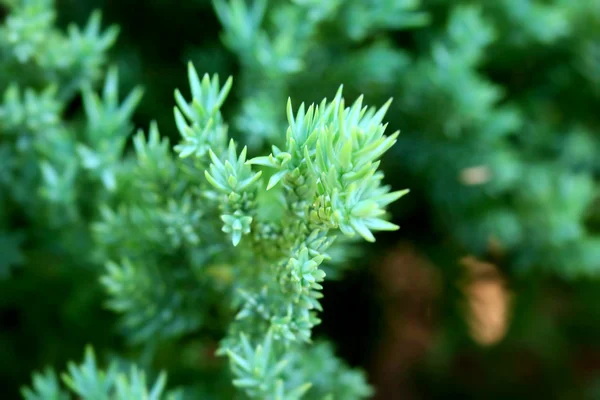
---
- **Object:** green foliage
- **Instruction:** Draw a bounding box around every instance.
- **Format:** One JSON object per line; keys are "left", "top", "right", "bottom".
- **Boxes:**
{"left": 212, "top": 0, "right": 425, "bottom": 150}
{"left": 0, "top": 0, "right": 140, "bottom": 254}
{"left": 222, "top": 333, "right": 372, "bottom": 399}
{"left": 0, "top": 0, "right": 143, "bottom": 396}
{"left": 390, "top": 1, "right": 600, "bottom": 277}
{"left": 91, "top": 61, "right": 402, "bottom": 398}
{"left": 206, "top": 0, "right": 600, "bottom": 279}
{"left": 0, "top": 0, "right": 118, "bottom": 97}
{"left": 5, "top": 0, "right": 600, "bottom": 398}
{"left": 22, "top": 346, "right": 179, "bottom": 400}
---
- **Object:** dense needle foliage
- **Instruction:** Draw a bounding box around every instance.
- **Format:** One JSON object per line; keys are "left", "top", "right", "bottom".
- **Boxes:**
{"left": 2, "top": 0, "right": 600, "bottom": 398}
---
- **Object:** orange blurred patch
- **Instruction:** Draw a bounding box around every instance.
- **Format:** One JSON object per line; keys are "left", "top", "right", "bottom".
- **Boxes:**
{"left": 461, "top": 256, "right": 512, "bottom": 346}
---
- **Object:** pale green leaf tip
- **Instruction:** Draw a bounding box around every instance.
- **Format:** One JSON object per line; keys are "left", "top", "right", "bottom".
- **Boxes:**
{"left": 267, "top": 173, "right": 284, "bottom": 191}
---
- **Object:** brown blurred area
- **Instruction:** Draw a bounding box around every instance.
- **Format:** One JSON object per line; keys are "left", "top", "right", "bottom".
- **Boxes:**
{"left": 369, "top": 243, "right": 511, "bottom": 399}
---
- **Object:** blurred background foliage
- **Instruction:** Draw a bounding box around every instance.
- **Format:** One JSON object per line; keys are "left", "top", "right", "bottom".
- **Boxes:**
{"left": 2, "top": 0, "right": 600, "bottom": 398}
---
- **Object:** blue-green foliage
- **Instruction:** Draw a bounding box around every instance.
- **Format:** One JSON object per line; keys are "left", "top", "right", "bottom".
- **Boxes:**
{"left": 91, "top": 61, "right": 402, "bottom": 398}
{"left": 22, "top": 346, "right": 179, "bottom": 400}
{"left": 5, "top": 1, "right": 404, "bottom": 394}
{"left": 212, "top": 0, "right": 426, "bottom": 150}
{"left": 210, "top": 0, "right": 600, "bottom": 277}
{"left": 10, "top": 0, "right": 600, "bottom": 398}
{"left": 391, "top": 1, "right": 600, "bottom": 276}
{"left": 0, "top": 0, "right": 144, "bottom": 396}
{"left": 0, "top": 0, "right": 141, "bottom": 270}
